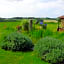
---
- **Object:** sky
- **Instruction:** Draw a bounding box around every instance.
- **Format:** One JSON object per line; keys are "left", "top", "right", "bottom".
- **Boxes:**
{"left": 0, "top": 0, "right": 64, "bottom": 18}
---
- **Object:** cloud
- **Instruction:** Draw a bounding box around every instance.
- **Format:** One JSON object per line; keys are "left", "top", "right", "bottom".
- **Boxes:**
{"left": 0, "top": 0, "right": 64, "bottom": 18}
{"left": 6, "top": 0, "right": 23, "bottom": 2}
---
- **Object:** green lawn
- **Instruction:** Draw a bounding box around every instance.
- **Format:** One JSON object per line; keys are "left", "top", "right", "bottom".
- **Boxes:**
{"left": 0, "top": 20, "right": 64, "bottom": 64}
{"left": 0, "top": 48, "right": 48, "bottom": 64}
{"left": 0, "top": 21, "right": 49, "bottom": 64}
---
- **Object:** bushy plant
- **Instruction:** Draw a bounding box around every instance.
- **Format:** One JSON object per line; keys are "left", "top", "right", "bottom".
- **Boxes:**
{"left": 42, "top": 24, "right": 47, "bottom": 29}
{"left": 23, "top": 22, "right": 29, "bottom": 31}
{"left": 34, "top": 37, "right": 64, "bottom": 64}
{"left": 21, "top": 20, "right": 29, "bottom": 31}
{"left": 1, "top": 32, "right": 34, "bottom": 51}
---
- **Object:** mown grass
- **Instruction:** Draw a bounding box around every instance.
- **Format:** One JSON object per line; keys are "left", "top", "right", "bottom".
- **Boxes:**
{"left": 0, "top": 48, "right": 49, "bottom": 64}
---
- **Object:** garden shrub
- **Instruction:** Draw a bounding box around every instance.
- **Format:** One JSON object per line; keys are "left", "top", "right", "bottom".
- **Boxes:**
{"left": 21, "top": 20, "right": 29, "bottom": 31}
{"left": 23, "top": 22, "right": 29, "bottom": 31}
{"left": 34, "top": 37, "right": 64, "bottom": 64}
{"left": 16, "top": 25, "right": 22, "bottom": 31}
{"left": 1, "top": 32, "right": 34, "bottom": 51}
{"left": 42, "top": 24, "right": 47, "bottom": 29}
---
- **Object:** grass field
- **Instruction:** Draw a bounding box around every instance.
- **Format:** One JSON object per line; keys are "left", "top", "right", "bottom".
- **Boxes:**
{"left": 0, "top": 48, "right": 49, "bottom": 64}
{"left": 0, "top": 19, "right": 64, "bottom": 64}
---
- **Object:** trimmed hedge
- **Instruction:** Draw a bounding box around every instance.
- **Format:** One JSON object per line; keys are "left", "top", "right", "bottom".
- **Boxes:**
{"left": 1, "top": 32, "right": 34, "bottom": 51}
{"left": 34, "top": 37, "right": 64, "bottom": 64}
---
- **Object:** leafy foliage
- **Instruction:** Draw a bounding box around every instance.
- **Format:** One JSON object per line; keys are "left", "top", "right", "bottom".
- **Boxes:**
{"left": 56, "top": 18, "right": 61, "bottom": 22}
{"left": 42, "top": 24, "right": 47, "bottom": 29}
{"left": 22, "top": 20, "right": 29, "bottom": 31}
{"left": 34, "top": 37, "right": 64, "bottom": 64}
{"left": 28, "top": 29, "right": 43, "bottom": 40}
{"left": 23, "top": 22, "right": 29, "bottom": 31}
{"left": 43, "top": 29, "right": 53, "bottom": 37}
{"left": 1, "top": 32, "right": 34, "bottom": 51}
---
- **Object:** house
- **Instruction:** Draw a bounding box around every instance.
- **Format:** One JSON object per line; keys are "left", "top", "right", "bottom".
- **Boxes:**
{"left": 59, "top": 15, "right": 64, "bottom": 28}
{"left": 57, "top": 15, "right": 64, "bottom": 31}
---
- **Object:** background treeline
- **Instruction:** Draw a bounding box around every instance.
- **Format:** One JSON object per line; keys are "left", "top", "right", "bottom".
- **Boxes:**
{"left": 0, "top": 18, "right": 21, "bottom": 22}
{"left": 0, "top": 17, "right": 57, "bottom": 22}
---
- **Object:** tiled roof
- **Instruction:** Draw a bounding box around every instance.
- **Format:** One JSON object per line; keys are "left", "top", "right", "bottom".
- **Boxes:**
{"left": 59, "top": 15, "right": 64, "bottom": 19}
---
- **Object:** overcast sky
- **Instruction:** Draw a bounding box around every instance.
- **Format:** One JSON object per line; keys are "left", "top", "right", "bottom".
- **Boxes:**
{"left": 0, "top": 0, "right": 64, "bottom": 18}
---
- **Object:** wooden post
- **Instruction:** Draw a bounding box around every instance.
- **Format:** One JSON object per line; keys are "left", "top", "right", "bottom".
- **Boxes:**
{"left": 57, "top": 18, "right": 61, "bottom": 31}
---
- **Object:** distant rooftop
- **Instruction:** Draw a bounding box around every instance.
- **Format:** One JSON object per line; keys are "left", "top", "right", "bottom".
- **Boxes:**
{"left": 59, "top": 15, "right": 64, "bottom": 19}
